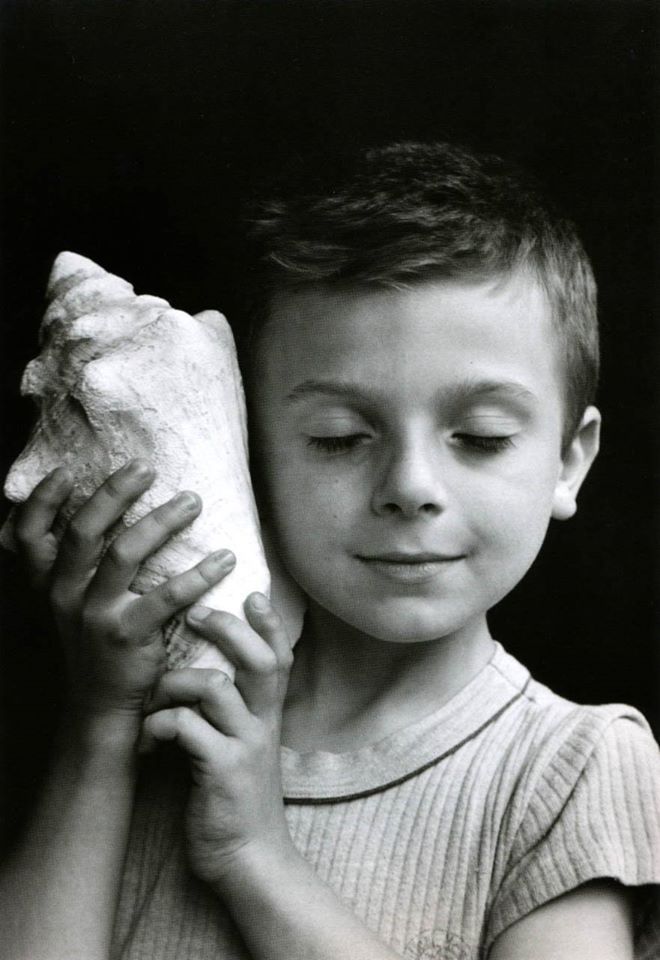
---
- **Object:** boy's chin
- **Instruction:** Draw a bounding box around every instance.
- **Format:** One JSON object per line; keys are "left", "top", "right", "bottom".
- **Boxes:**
{"left": 337, "top": 601, "right": 488, "bottom": 646}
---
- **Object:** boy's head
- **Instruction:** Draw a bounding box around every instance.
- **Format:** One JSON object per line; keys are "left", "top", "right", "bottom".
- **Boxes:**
{"left": 235, "top": 142, "right": 601, "bottom": 645}
{"left": 238, "top": 141, "right": 598, "bottom": 451}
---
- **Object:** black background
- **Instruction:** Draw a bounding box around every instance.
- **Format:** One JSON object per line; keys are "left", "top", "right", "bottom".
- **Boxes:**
{"left": 1, "top": 0, "right": 658, "bottom": 822}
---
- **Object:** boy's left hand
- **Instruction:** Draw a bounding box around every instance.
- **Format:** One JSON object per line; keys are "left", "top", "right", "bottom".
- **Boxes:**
{"left": 141, "top": 592, "right": 295, "bottom": 889}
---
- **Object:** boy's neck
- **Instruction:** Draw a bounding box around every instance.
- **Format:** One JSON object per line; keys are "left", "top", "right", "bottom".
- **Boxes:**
{"left": 281, "top": 605, "right": 495, "bottom": 754}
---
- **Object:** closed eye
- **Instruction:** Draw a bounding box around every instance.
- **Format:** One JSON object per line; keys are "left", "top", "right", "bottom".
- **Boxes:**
{"left": 307, "top": 434, "right": 370, "bottom": 454}
{"left": 453, "top": 434, "right": 515, "bottom": 453}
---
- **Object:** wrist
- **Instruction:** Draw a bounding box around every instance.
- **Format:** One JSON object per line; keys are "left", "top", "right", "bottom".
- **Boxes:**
{"left": 58, "top": 705, "right": 143, "bottom": 763}
{"left": 210, "top": 836, "right": 308, "bottom": 906}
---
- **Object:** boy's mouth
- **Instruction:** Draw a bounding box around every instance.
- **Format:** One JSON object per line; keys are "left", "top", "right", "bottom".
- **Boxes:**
{"left": 356, "top": 552, "right": 464, "bottom": 584}
{"left": 359, "top": 551, "right": 460, "bottom": 563}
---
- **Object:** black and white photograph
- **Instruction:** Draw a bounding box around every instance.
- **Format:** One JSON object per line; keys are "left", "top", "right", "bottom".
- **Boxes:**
{"left": 1, "top": 2, "right": 658, "bottom": 957}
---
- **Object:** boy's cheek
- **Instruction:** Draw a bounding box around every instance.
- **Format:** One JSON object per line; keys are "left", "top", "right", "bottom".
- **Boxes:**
{"left": 265, "top": 457, "right": 349, "bottom": 512}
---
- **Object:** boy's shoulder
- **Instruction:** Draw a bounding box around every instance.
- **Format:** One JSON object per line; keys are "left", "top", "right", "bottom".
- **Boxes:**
{"left": 490, "top": 640, "right": 652, "bottom": 731}
{"left": 485, "top": 647, "right": 660, "bottom": 953}
{"left": 490, "top": 643, "right": 658, "bottom": 793}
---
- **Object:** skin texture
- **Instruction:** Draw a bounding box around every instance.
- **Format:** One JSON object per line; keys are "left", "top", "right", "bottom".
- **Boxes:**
{"left": 0, "top": 273, "right": 635, "bottom": 960}
{"left": 489, "top": 880, "right": 634, "bottom": 959}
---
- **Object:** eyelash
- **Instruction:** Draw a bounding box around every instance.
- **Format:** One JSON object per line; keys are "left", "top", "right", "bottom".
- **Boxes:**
{"left": 453, "top": 434, "right": 514, "bottom": 453}
{"left": 307, "top": 434, "right": 514, "bottom": 455}
{"left": 307, "top": 435, "right": 367, "bottom": 453}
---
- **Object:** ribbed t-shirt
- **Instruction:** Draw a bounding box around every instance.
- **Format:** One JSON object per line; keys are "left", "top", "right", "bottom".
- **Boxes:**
{"left": 112, "top": 643, "right": 660, "bottom": 959}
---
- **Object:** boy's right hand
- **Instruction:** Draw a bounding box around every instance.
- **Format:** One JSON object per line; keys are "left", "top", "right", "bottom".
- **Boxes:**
{"left": 13, "top": 459, "right": 235, "bottom": 748}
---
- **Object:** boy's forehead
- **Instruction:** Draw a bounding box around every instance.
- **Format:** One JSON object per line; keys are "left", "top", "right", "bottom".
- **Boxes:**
{"left": 268, "top": 270, "right": 552, "bottom": 327}
{"left": 254, "top": 272, "right": 564, "bottom": 413}
{"left": 264, "top": 273, "right": 556, "bottom": 353}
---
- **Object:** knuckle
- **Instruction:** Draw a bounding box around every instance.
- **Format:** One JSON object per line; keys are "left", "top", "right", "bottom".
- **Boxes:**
{"left": 110, "top": 629, "right": 134, "bottom": 648}
{"left": 246, "top": 727, "right": 270, "bottom": 754}
{"left": 14, "top": 519, "right": 43, "bottom": 551}
{"left": 106, "top": 615, "right": 135, "bottom": 647}
{"left": 13, "top": 525, "right": 33, "bottom": 549}
{"left": 65, "top": 516, "right": 96, "bottom": 549}
{"left": 280, "top": 648, "right": 294, "bottom": 672}
{"left": 173, "top": 706, "right": 193, "bottom": 729}
{"left": 105, "top": 537, "right": 133, "bottom": 568}
{"left": 205, "top": 670, "right": 231, "bottom": 697}
{"left": 81, "top": 608, "right": 113, "bottom": 642}
{"left": 254, "top": 651, "right": 279, "bottom": 677}
{"left": 160, "top": 579, "right": 188, "bottom": 608}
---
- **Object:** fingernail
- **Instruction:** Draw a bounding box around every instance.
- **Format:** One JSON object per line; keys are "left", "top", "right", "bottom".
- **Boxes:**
{"left": 174, "top": 491, "right": 200, "bottom": 511}
{"left": 205, "top": 549, "right": 235, "bottom": 569}
{"left": 249, "top": 592, "right": 269, "bottom": 611}
{"left": 187, "top": 604, "right": 211, "bottom": 624}
{"left": 126, "top": 459, "right": 152, "bottom": 480}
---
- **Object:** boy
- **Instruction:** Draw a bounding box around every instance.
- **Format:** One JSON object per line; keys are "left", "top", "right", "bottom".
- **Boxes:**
{"left": 1, "top": 142, "right": 658, "bottom": 959}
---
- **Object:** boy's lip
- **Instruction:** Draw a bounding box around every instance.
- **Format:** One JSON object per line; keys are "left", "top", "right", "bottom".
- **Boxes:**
{"left": 356, "top": 552, "right": 464, "bottom": 584}
{"left": 357, "top": 551, "right": 463, "bottom": 563}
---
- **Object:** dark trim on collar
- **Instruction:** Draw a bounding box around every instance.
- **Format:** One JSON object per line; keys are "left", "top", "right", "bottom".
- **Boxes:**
{"left": 284, "top": 678, "right": 532, "bottom": 805}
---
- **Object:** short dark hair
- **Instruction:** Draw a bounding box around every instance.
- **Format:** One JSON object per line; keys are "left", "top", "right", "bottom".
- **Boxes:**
{"left": 238, "top": 141, "right": 598, "bottom": 446}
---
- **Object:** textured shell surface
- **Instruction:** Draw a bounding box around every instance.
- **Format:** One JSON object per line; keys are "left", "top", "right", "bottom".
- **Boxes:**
{"left": 2, "top": 252, "right": 304, "bottom": 671}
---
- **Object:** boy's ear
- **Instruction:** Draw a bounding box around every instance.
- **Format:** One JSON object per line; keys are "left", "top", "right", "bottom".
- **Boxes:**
{"left": 551, "top": 406, "right": 601, "bottom": 520}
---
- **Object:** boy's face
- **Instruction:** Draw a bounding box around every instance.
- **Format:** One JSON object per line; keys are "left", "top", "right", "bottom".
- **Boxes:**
{"left": 251, "top": 273, "right": 597, "bottom": 645}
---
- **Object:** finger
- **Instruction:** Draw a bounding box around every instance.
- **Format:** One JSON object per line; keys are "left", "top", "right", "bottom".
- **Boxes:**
{"left": 118, "top": 550, "right": 236, "bottom": 641}
{"left": 13, "top": 467, "right": 73, "bottom": 588}
{"left": 146, "top": 668, "right": 253, "bottom": 738}
{"left": 244, "top": 593, "right": 294, "bottom": 670}
{"left": 88, "top": 490, "right": 202, "bottom": 601}
{"left": 141, "top": 706, "right": 228, "bottom": 763}
{"left": 52, "top": 459, "right": 155, "bottom": 589}
{"left": 185, "top": 601, "right": 292, "bottom": 717}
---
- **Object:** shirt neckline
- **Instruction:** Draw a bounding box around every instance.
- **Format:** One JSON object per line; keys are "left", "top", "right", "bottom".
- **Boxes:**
{"left": 281, "top": 641, "right": 530, "bottom": 803}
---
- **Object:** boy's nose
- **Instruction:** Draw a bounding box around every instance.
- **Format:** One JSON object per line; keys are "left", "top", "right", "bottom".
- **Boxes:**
{"left": 370, "top": 444, "right": 448, "bottom": 518}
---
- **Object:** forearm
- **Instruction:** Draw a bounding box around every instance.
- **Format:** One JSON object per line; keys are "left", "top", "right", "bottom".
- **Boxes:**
{"left": 0, "top": 716, "right": 140, "bottom": 960}
{"left": 215, "top": 844, "right": 402, "bottom": 960}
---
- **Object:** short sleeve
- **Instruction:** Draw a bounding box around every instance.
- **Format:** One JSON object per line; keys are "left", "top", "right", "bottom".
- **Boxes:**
{"left": 485, "top": 708, "right": 660, "bottom": 957}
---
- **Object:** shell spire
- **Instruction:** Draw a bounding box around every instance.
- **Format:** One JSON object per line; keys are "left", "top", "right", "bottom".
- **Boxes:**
{"left": 47, "top": 251, "right": 107, "bottom": 295}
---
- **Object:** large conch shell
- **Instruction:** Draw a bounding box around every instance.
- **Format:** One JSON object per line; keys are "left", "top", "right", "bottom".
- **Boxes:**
{"left": 1, "top": 252, "right": 304, "bottom": 673}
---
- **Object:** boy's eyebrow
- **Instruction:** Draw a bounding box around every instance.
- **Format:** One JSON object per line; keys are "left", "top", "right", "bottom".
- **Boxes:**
{"left": 286, "top": 379, "right": 381, "bottom": 405}
{"left": 285, "top": 377, "right": 538, "bottom": 407}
